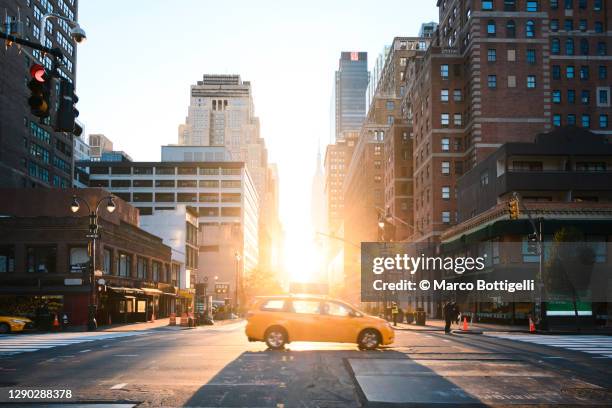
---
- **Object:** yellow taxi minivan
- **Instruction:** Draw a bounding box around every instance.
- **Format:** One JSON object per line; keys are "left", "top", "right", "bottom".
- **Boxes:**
{"left": 0, "top": 316, "right": 34, "bottom": 334}
{"left": 245, "top": 295, "right": 394, "bottom": 350}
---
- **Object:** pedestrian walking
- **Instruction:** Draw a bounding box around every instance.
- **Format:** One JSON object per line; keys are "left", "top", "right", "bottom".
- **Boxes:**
{"left": 391, "top": 302, "right": 399, "bottom": 327}
{"left": 443, "top": 301, "right": 459, "bottom": 334}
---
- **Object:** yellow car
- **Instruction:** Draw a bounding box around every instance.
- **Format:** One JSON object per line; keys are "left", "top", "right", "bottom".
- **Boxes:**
{"left": 245, "top": 295, "right": 394, "bottom": 350}
{"left": 0, "top": 316, "right": 34, "bottom": 334}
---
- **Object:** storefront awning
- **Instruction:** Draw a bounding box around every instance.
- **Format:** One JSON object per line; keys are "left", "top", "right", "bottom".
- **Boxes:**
{"left": 108, "top": 286, "right": 144, "bottom": 295}
{"left": 141, "top": 288, "right": 164, "bottom": 296}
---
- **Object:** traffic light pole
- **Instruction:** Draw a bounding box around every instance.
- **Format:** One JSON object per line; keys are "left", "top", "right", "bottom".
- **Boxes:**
{"left": 512, "top": 192, "right": 545, "bottom": 329}
{"left": 0, "top": 31, "right": 63, "bottom": 59}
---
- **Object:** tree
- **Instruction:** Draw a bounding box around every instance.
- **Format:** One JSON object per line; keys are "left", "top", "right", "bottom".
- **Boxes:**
{"left": 241, "top": 268, "right": 284, "bottom": 308}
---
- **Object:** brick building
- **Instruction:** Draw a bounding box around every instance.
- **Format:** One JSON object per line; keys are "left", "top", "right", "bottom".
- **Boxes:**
{"left": 407, "top": 0, "right": 610, "bottom": 244}
{"left": 0, "top": 189, "right": 174, "bottom": 329}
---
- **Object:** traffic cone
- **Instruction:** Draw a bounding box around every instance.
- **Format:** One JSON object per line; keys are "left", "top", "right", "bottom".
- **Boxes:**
{"left": 462, "top": 316, "right": 468, "bottom": 331}
{"left": 529, "top": 317, "right": 536, "bottom": 333}
{"left": 53, "top": 314, "right": 60, "bottom": 330}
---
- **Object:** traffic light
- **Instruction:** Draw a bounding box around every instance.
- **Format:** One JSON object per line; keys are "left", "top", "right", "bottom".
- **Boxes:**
{"left": 27, "top": 64, "right": 51, "bottom": 118}
{"left": 508, "top": 198, "right": 520, "bottom": 220}
{"left": 55, "top": 78, "right": 81, "bottom": 135}
{"left": 527, "top": 233, "right": 538, "bottom": 254}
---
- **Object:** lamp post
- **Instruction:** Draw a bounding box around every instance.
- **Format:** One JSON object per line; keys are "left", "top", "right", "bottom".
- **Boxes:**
{"left": 39, "top": 13, "right": 87, "bottom": 47}
{"left": 70, "top": 194, "right": 116, "bottom": 331}
{"left": 234, "top": 252, "right": 241, "bottom": 314}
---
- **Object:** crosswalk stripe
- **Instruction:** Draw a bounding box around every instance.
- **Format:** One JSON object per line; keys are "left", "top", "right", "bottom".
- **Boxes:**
{"left": 487, "top": 334, "right": 612, "bottom": 358}
{"left": 0, "top": 331, "right": 150, "bottom": 358}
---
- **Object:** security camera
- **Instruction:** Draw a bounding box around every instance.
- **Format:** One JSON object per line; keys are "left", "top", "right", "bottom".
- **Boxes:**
{"left": 70, "top": 25, "right": 87, "bottom": 43}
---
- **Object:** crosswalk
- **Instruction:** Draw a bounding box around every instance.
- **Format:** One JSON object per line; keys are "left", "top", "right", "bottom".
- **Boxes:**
{"left": 0, "top": 331, "right": 151, "bottom": 358}
{"left": 487, "top": 334, "right": 612, "bottom": 358}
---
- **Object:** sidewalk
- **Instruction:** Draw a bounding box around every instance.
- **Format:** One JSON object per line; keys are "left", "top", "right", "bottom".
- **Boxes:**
{"left": 394, "top": 318, "right": 612, "bottom": 334}
{"left": 99, "top": 317, "right": 244, "bottom": 332}
{"left": 394, "top": 318, "right": 528, "bottom": 333}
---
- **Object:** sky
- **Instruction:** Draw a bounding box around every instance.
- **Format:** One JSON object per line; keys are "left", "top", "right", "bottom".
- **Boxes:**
{"left": 77, "top": 0, "right": 438, "bottom": 281}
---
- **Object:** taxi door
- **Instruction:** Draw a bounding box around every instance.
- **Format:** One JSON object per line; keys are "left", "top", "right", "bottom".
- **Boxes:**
{"left": 318, "top": 301, "right": 358, "bottom": 343}
{"left": 287, "top": 299, "right": 323, "bottom": 342}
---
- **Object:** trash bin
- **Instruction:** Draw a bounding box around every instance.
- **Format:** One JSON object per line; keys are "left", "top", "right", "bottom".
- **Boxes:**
{"left": 405, "top": 311, "right": 414, "bottom": 324}
{"left": 188, "top": 317, "right": 194, "bottom": 327}
{"left": 415, "top": 307, "right": 426, "bottom": 326}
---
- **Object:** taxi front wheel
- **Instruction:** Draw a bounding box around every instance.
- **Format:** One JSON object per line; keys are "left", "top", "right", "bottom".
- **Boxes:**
{"left": 265, "top": 326, "right": 287, "bottom": 350}
{"left": 358, "top": 329, "right": 381, "bottom": 350}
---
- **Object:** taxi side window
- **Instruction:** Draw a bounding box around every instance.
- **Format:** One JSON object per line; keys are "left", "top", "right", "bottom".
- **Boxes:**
{"left": 291, "top": 300, "right": 321, "bottom": 314}
{"left": 325, "top": 302, "right": 351, "bottom": 317}
{"left": 260, "top": 299, "right": 285, "bottom": 311}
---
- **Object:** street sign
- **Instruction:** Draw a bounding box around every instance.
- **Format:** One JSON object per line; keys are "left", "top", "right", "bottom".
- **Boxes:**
{"left": 97, "top": 278, "right": 106, "bottom": 285}
{"left": 64, "top": 278, "right": 83, "bottom": 286}
{"left": 85, "top": 233, "right": 100, "bottom": 239}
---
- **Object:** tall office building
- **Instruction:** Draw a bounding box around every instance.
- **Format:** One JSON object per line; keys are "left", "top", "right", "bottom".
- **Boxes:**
{"left": 0, "top": 0, "right": 79, "bottom": 189}
{"left": 88, "top": 134, "right": 114, "bottom": 160}
{"left": 177, "top": 75, "right": 269, "bottom": 200}
{"left": 334, "top": 52, "right": 369, "bottom": 141}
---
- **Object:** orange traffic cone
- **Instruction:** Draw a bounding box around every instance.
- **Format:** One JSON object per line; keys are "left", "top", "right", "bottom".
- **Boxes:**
{"left": 53, "top": 314, "right": 60, "bottom": 330}
{"left": 529, "top": 317, "right": 536, "bottom": 333}
{"left": 462, "top": 316, "right": 468, "bottom": 331}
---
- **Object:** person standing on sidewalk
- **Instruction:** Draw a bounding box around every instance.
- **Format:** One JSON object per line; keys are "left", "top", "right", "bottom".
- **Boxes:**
{"left": 443, "top": 301, "right": 458, "bottom": 334}
{"left": 391, "top": 302, "right": 399, "bottom": 327}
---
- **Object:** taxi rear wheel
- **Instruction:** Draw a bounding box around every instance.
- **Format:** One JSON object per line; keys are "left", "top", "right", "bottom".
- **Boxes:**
{"left": 358, "top": 329, "right": 381, "bottom": 350}
{"left": 0, "top": 323, "right": 10, "bottom": 334}
{"left": 264, "top": 326, "right": 287, "bottom": 350}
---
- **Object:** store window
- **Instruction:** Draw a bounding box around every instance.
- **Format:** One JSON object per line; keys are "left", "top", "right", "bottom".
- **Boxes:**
{"left": 0, "top": 245, "right": 15, "bottom": 273}
{"left": 69, "top": 247, "right": 89, "bottom": 273}
{"left": 27, "top": 246, "right": 57, "bottom": 273}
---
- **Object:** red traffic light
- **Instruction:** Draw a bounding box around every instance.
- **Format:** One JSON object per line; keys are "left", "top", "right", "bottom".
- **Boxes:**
{"left": 29, "top": 64, "right": 47, "bottom": 83}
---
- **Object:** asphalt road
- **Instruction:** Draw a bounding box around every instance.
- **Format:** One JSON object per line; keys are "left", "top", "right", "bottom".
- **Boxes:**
{"left": 0, "top": 322, "right": 611, "bottom": 407}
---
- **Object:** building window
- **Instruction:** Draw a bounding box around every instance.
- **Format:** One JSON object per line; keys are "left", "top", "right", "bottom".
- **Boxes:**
{"left": 526, "top": 49, "right": 536, "bottom": 64}
{"left": 566, "top": 66, "right": 575, "bottom": 79}
{"left": 487, "top": 75, "right": 497, "bottom": 88}
{"left": 508, "top": 49, "right": 516, "bottom": 61}
{"left": 581, "top": 90, "right": 590, "bottom": 104}
{"left": 582, "top": 114, "right": 591, "bottom": 128}
{"left": 103, "top": 248, "right": 112, "bottom": 275}
{"left": 527, "top": 75, "right": 536, "bottom": 88}
{"left": 152, "top": 261, "right": 160, "bottom": 282}
{"left": 487, "top": 48, "right": 496, "bottom": 62}
{"left": 579, "top": 19, "right": 587, "bottom": 31}
{"left": 565, "top": 38, "right": 574, "bottom": 55}
{"left": 508, "top": 75, "right": 517, "bottom": 87}
{"left": 599, "top": 65, "right": 607, "bottom": 80}
{"left": 598, "top": 88, "right": 610, "bottom": 106}
{"left": 568, "top": 114, "right": 577, "bottom": 125}
{"left": 118, "top": 253, "right": 132, "bottom": 277}
{"left": 580, "top": 39, "right": 589, "bottom": 55}
{"left": 386, "top": 101, "right": 395, "bottom": 110}
{"left": 526, "top": 1, "right": 538, "bottom": 11}
{"left": 441, "top": 113, "right": 450, "bottom": 127}
{"left": 441, "top": 89, "right": 449, "bottom": 102}
{"left": 595, "top": 22, "right": 603, "bottom": 33}
{"left": 504, "top": 0, "right": 516, "bottom": 10}
{"left": 69, "top": 247, "right": 89, "bottom": 273}
{"left": 551, "top": 19, "right": 559, "bottom": 31}
{"left": 441, "top": 138, "right": 450, "bottom": 151}
{"left": 597, "top": 42, "right": 607, "bottom": 56}
{"left": 580, "top": 66, "right": 589, "bottom": 80}
{"left": 442, "top": 187, "right": 450, "bottom": 200}
{"left": 565, "top": 0, "right": 573, "bottom": 9}
{"left": 564, "top": 19, "right": 573, "bottom": 31}
{"left": 441, "top": 161, "right": 450, "bottom": 175}
{"left": 453, "top": 89, "right": 462, "bottom": 101}
{"left": 553, "top": 114, "right": 562, "bottom": 126}
{"left": 440, "top": 64, "right": 449, "bottom": 79}
{"left": 482, "top": 0, "right": 493, "bottom": 10}
{"left": 551, "top": 38, "right": 560, "bottom": 54}
{"left": 525, "top": 20, "right": 535, "bottom": 37}
{"left": 137, "top": 257, "right": 147, "bottom": 280}
{"left": 551, "top": 0, "right": 559, "bottom": 8}
{"left": 453, "top": 113, "right": 462, "bottom": 126}
{"left": 594, "top": 0, "right": 602, "bottom": 10}
{"left": 506, "top": 20, "right": 516, "bottom": 37}
{"left": 487, "top": 20, "right": 496, "bottom": 37}
{"left": 600, "top": 115, "right": 609, "bottom": 129}
{"left": 568, "top": 89, "right": 576, "bottom": 103}
{"left": 26, "top": 246, "right": 57, "bottom": 273}
{"left": 442, "top": 211, "right": 451, "bottom": 224}
{"left": 0, "top": 246, "right": 15, "bottom": 273}
{"left": 552, "top": 90, "right": 561, "bottom": 103}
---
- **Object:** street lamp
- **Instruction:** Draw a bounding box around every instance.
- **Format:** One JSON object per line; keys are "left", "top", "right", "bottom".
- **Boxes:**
{"left": 70, "top": 194, "right": 116, "bottom": 331}
{"left": 40, "top": 13, "right": 87, "bottom": 47}
{"left": 234, "top": 252, "right": 242, "bottom": 314}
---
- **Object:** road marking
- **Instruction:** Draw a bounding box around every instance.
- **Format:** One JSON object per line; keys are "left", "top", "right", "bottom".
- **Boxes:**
{"left": 79, "top": 349, "right": 91, "bottom": 353}
{"left": 114, "top": 354, "right": 139, "bottom": 357}
{"left": 487, "top": 334, "right": 612, "bottom": 358}
{"left": 110, "top": 382, "right": 128, "bottom": 389}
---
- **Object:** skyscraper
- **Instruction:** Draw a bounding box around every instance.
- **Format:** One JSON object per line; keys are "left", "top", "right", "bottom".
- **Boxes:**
{"left": 334, "top": 52, "right": 369, "bottom": 141}
{"left": 0, "top": 0, "right": 80, "bottom": 189}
